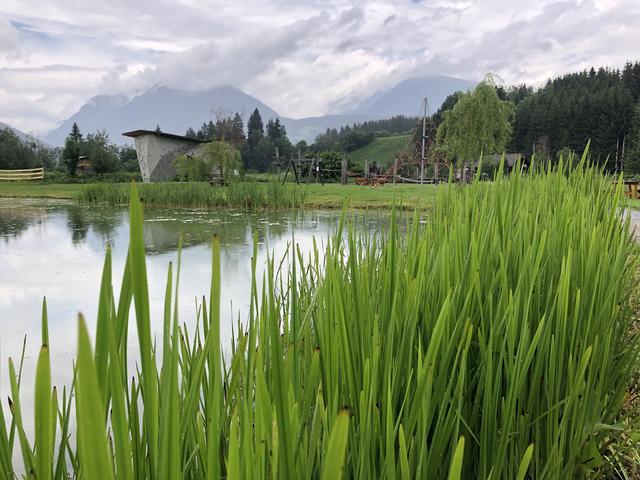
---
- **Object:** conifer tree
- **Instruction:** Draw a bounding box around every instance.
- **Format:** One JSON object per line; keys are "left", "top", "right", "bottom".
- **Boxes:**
{"left": 232, "top": 113, "right": 245, "bottom": 142}
{"left": 63, "top": 123, "right": 83, "bottom": 175}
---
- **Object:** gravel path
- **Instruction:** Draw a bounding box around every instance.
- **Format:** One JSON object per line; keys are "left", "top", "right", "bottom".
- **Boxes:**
{"left": 628, "top": 210, "right": 640, "bottom": 241}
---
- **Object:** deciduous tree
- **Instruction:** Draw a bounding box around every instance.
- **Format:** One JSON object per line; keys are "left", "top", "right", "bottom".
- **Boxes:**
{"left": 436, "top": 81, "right": 514, "bottom": 166}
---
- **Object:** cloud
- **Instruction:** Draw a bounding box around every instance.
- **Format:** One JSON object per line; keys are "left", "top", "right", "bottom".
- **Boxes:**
{"left": 0, "top": 19, "right": 19, "bottom": 58}
{"left": 0, "top": 0, "right": 638, "bottom": 134}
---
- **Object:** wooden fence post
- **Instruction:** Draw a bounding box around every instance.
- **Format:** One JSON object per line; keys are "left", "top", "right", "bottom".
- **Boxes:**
{"left": 341, "top": 154, "right": 347, "bottom": 185}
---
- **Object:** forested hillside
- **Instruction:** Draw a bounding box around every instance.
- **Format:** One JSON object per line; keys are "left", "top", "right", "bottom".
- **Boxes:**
{"left": 508, "top": 63, "right": 640, "bottom": 162}
{"left": 347, "top": 135, "right": 410, "bottom": 168}
{"left": 431, "top": 62, "right": 640, "bottom": 171}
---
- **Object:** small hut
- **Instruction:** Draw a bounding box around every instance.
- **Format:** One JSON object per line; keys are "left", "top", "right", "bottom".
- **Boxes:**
{"left": 122, "top": 130, "right": 209, "bottom": 182}
{"left": 75, "top": 156, "right": 93, "bottom": 176}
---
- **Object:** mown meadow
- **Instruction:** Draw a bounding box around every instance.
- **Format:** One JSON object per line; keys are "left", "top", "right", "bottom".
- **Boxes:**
{"left": 1, "top": 156, "right": 639, "bottom": 479}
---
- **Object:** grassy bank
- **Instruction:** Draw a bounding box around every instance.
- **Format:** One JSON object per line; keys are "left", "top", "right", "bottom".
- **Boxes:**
{"left": 1, "top": 165, "right": 639, "bottom": 478}
{"left": 77, "top": 181, "right": 307, "bottom": 209}
{"left": 0, "top": 181, "right": 439, "bottom": 210}
{"left": 0, "top": 182, "right": 84, "bottom": 199}
{"left": 348, "top": 135, "right": 410, "bottom": 168}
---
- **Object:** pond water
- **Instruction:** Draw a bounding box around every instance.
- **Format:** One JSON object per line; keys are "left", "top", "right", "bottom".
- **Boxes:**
{"left": 0, "top": 198, "right": 391, "bottom": 437}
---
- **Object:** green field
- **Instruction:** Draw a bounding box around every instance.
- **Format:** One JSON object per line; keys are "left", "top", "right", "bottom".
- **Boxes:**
{"left": 347, "top": 135, "right": 410, "bottom": 168}
{"left": 0, "top": 182, "right": 84, "bottom": 199}
{"left": 0, "top": 181, "right": 440, "bottom": 210}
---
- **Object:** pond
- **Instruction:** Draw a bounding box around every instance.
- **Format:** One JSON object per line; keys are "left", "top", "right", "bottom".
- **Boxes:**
{"left": 0, "top": 198, "right": 393, "bottom": 440}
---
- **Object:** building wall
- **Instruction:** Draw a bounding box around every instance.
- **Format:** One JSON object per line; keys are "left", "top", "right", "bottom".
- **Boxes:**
{"left": 134, "top": 135, "right": 204, "bottom": 182}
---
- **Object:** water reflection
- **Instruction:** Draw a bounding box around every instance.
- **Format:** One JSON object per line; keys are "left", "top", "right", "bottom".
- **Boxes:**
{"left": 0, "top": 198, "right": 371, "bottom": 254}
{"left": 0, "top": 201, "right": 49, "bottom": 240}
{"left": 0, "top": 198, "right": 391, "bottom": 421}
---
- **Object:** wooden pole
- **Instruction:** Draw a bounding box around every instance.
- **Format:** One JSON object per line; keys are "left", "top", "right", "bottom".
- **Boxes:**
{"left": 292, "top": 156, "right": 299, "bottom": 184}
{"left": 307, "top": 157, "right": 314, "bottom": 184}
{"left": 364, "top": 158, "right": 369, "bottom": 179}
{"left": 341, "top": 154, "right": 347, "bottom": 185}
{"left": 420, "top": 97, "right": 427, "bottom": 185}
{"left": 393, "top": 159, "right": 397, "bottom": 185}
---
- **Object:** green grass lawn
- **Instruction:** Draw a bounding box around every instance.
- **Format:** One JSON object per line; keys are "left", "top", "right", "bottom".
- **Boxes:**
{"left": 347, "top": 135, "right": 410, "bottom": 168}
{"left": 301, "top": 182, "right": 439, "bottom": 209}
{"left": 0, "top": 182, "right": 84, "bottom": 199}
{"left": 0, "top": 180, "right": 440, "bottom": 210}
{"left": 628, "top": 198, "right": 640, "bottom": 210}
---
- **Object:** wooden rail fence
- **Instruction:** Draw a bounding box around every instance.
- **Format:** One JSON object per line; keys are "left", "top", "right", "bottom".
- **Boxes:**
{"left": 0, "top": 167, "right": 44, "bottom": 181}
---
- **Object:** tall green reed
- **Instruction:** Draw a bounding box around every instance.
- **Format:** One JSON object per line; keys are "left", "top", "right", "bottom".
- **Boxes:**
{"left": 1, "top": 153, "right": 638, "bottom": 479}
{"left": 77, "top": 181, "right": 306, "bottom": 209}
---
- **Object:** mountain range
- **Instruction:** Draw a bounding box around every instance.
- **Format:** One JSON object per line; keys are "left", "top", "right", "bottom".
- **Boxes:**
{"left": 0, "top": 121, "right": 49, "bottom": 146}
{"left": 41, "top": 75, "right": 475, "bottom": 146}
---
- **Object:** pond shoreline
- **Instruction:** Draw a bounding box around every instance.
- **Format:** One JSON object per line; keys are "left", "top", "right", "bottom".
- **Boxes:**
{"left": 0, "top": 181, "right": 441, "bottom": 210}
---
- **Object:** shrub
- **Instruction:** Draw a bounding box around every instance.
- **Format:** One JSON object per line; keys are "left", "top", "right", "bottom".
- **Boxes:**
{"left": 172, "top": 154, "right": 210, "bottom": 182}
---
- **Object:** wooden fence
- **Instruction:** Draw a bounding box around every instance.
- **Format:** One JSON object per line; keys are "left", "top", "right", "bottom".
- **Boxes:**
{"left": 0, "top": 167, "right": 44, "bottom": 181}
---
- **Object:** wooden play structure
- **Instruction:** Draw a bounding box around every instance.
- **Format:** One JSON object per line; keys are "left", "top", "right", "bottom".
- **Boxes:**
{"left": 356, "top": 98, "right": 447, "bottom": 186}
{"left": 622, "top": 179, "right": 640, "bottom": 199}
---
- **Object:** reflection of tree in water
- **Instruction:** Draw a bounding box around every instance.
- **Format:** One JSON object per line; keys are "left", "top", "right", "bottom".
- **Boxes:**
{"left": 87, "top": 210, "right": 125, "bottom": 246}
{"left": 66, "top": 206, "right": 90, "bottom": 245}
{"left": 0, "top": 205, "right": 47, "bottom": 242}
{"left": 141, "top": 210, "right": 320, "bottom": 270}
{"left": 65, "top": 206, "right": 125, "bottom": 246}
{"left": 1, "top": 202, "right": 124, "bottom": 246}
{"left": 3, "top": 199, "right": 395, "bottom": 265}
{"left": 143, "top": 211, "right": 265, "bottom": 255}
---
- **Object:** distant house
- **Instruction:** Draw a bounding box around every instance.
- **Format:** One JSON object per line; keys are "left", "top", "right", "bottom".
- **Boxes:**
{"left": 75, "top": 156, "right": 93, "bottom": 176}
{"left": 122, "top": 130, "right": 209, "bottom": 182}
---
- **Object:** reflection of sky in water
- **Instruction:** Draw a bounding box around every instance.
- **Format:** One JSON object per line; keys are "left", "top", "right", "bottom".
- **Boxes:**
{"left": 0, "top": 198, "right": 392, "bottom": 443}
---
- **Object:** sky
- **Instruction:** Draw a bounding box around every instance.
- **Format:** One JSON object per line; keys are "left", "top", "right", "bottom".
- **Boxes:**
{"left": 0, "top": 0, "right": 638, "bottom": 134}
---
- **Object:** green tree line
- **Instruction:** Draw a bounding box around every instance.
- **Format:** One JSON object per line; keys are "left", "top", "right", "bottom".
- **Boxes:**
{"left": 435, "top": 62, "right": 640, "bottom": 171}
{"left": 61, "top": 123, "right": 138, "bottom": 176}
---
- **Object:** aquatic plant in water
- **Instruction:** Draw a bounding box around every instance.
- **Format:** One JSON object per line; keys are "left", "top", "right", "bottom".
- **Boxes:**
{"left": 77, "top": 180, "right": 306, "bottom": 210}
{"left": 1, "top": 153, "right": 639, "bottom": 478}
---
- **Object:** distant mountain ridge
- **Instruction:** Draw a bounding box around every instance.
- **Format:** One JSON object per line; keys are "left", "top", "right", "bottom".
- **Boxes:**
{"left": 44, "top": 76, "right": 475, "bottom": 145}
{"left": 45, "top": 85, "right": 280, "bottom": 146}
{"left": 345, "top": 75, "right": 476, "bottom": 117}
{"left": 0, "top": 121, "right": 50, "bottom": 147}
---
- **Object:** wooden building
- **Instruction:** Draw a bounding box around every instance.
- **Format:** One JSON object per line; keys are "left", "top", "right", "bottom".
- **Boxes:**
{"left": 122, "top": 130, "right": 209, "bottom": 182}
{"left": 75, "top": 156, "right": 93, "bottom": 176}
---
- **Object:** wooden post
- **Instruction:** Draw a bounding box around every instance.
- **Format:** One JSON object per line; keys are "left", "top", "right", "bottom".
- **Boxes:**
{"left": 341, "top": 154, "right": 347, "bottom": 185}
{"left": 420, "top": 98, "right": 427, "bottom": 184}
{"left": 307, "top": 157, "right": 314, "bottom": 184}
{"left": 393, "top": 159, "right": 397, "bottom": 185}
{"left": 293, "top": 157, "right": 299, "bottom": 184}
{"left": 364, "top": 158, "right": 369, "bottom": 179}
